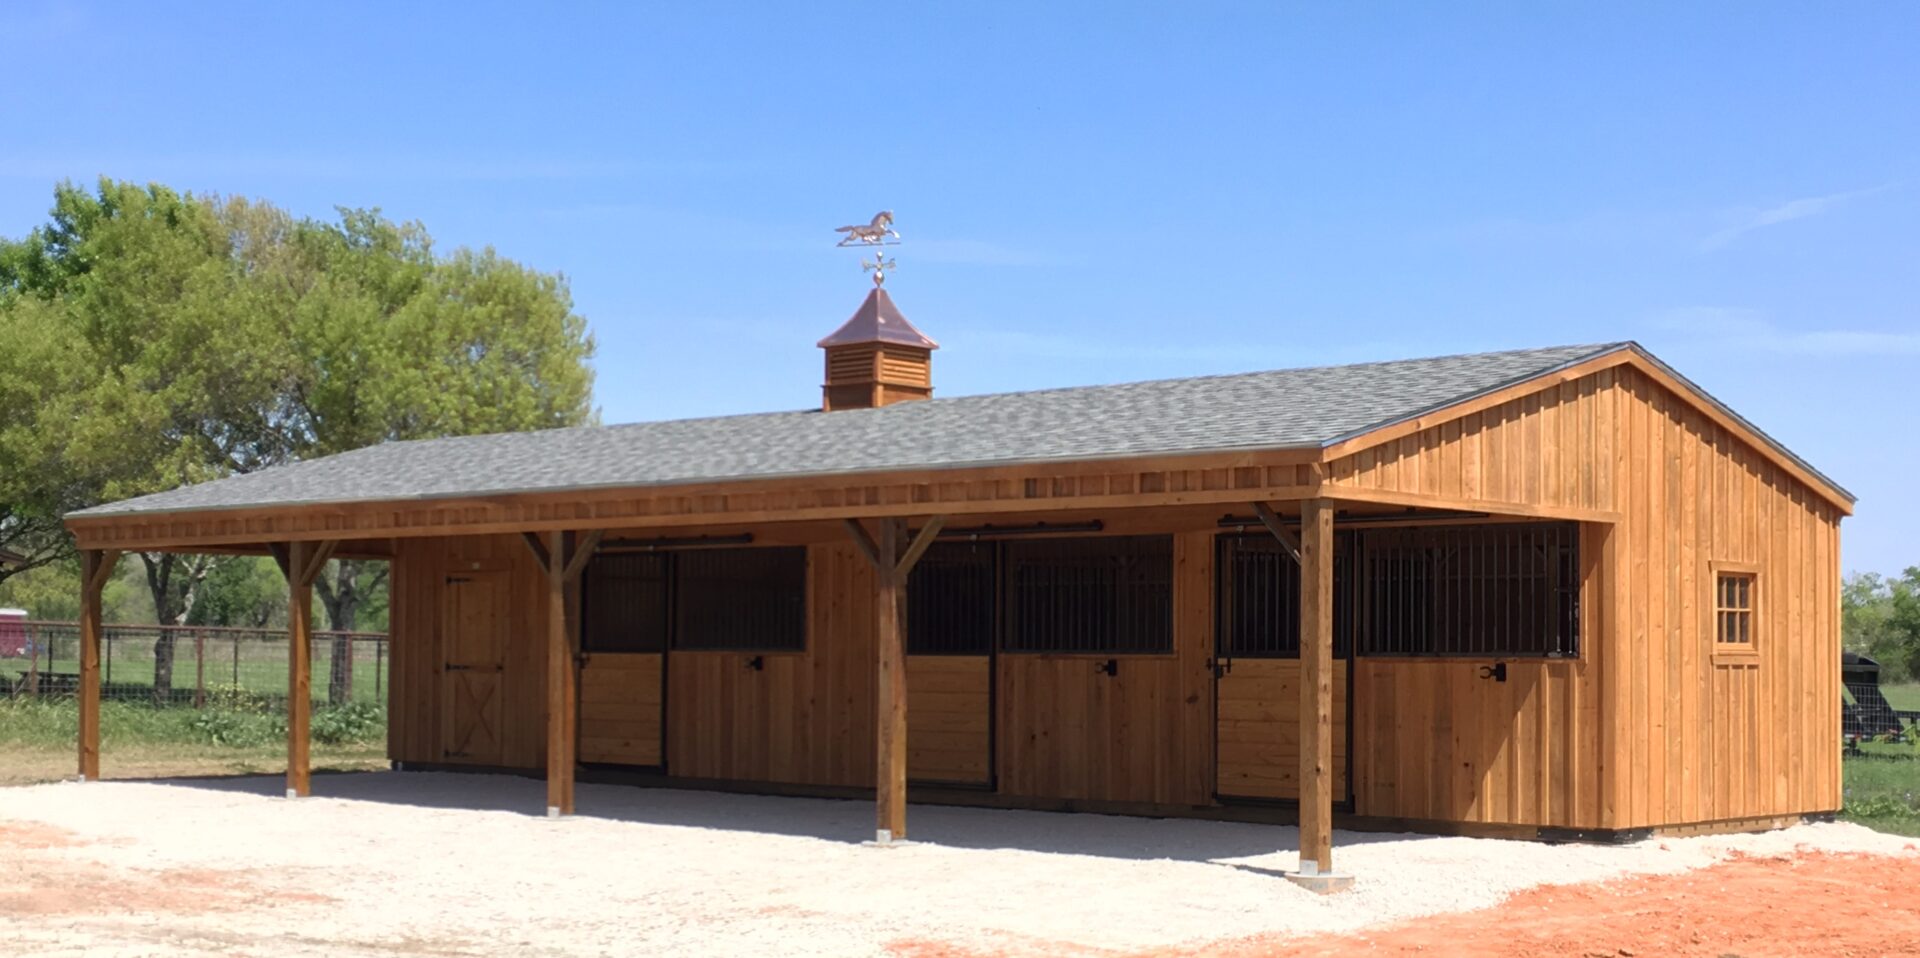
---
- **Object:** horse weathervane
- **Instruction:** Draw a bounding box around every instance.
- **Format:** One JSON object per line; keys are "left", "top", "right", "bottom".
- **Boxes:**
{"left": 834, "top": 210, "right": 900, "bottom": 287}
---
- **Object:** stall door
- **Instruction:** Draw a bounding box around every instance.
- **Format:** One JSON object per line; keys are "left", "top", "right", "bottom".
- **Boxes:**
{"left": 440, "top": 570, "right": 509, "bottom": 764}
{"left": 995, "top": 534, "right": 1212, "bottom": 805}
{"left": 1213, "top": 534, "right": 1350, "bottom": 801}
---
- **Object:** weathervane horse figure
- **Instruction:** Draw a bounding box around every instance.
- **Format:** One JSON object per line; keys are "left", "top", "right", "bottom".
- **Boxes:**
{"left": 834, "top": 210, "right": 899, "bottom": 246}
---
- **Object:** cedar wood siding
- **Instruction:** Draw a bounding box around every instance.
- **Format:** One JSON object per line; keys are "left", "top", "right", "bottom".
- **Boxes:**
{"left": 1326, "top": 365, "right": 1842, "bottom": 830}
{"left": 388, "top": 363, "right": 1841, "bottom": 832}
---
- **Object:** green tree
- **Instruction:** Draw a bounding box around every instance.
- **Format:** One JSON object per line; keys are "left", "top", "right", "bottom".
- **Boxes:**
{"left": 1843, "top": 568, "right": 1920, "bottom": 682}
{"left": 0, "top": 178, "right": 597, "bottom": 703}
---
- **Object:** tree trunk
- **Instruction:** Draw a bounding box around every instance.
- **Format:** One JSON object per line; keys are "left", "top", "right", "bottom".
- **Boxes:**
{"left": 317, "top": 559, "right": 359, "bottom": 705}
{"left": 141, "top": 553, "right": 217, "bottom": 706}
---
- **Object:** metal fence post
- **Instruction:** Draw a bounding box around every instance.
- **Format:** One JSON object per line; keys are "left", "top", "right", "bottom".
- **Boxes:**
{"left": 233, "top": 634, "right": 241, "bottom": 691}
{"left": 194, "top": 630, "right": 206, "bottom": 709}
{"left": 375, "top": 639, "right": 385, "bottom": 702}
{"left": 104, "top": 629, "right": 113, "bottom": 692}
{"left": 25, "top": 622, "right": 39, "bottom": 699}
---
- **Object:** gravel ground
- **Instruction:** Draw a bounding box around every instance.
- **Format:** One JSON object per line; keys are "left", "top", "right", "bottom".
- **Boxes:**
{"left": 2, "top": 772, "right": 1914, "bottom": 957}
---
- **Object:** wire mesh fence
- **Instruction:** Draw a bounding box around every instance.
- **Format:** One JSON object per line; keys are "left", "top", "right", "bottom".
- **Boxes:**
{"left": 1844, "top": 679, "right": 1920, "bottom": 745}
{"left": 0, "top": 621, "right": 388, "bottom": 709}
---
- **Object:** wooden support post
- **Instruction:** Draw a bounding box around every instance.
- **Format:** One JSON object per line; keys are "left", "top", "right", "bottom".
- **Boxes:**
{"left": 288, "top": 542, "right": 314, "bottom": 798}
{"left": 77, "top": 549, "right": 121, "bottom": 782}
{"left": 875, "top": 518, "right": 907, "bottom": 843}
{"left": 546, "top": 529, "right": 574, "bottom": 818}
{"left": 1288, "top": 498, "right": 1351, "bottom": 892}
{"left": 279, "top": 540, "right": 337, "bottom": 799}
{"left": 846, "top": 516, "right": 944, "bottom": 845}
{"left": 524, "top": 528, "right": 599, "bottom": 818}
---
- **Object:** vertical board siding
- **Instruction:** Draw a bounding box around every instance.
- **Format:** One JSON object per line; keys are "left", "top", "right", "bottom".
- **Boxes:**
{"left": 1351, "top": 659, "right": 1581, "bottom": 825}
{"left": 994, "top": 530, "right": 1214, "bottom": 805}
{"left": 378, "top": 364, "right": 1841, "bottom": 832}
{"left": 1331, "top": 367, "right": 1841, "bottom": 830}
{"left": 666, "top": 542, "right": 877, "bottom": 786}
{"left": 1215, "top": 659, "right": 1349, "bottom": 799}
{"left": 906, "top": 655, "right": 991, "bottom": 784}
{"left": 387, "top": 534, "right": 552, "bottom": 770}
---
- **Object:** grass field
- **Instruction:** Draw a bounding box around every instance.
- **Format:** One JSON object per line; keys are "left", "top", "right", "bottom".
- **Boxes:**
{"left": 2, "top": 637, "right": 387, "bottom": 707}
{"left": 0, "top": 698, "right": 387, "bottom": 787}
{"left": 1841, "top": 682, "right": 1920, "bottom": 836}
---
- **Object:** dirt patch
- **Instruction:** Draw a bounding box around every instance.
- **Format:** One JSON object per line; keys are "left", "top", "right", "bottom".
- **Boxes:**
{"left": 5, "top": 777, "right": 1917, "bottom": 957}
{"left": 889, "top": 851, "right": 1920, "bottom": 958}
{"left": 0, "top": 820, "right": 86, "bottom": 849}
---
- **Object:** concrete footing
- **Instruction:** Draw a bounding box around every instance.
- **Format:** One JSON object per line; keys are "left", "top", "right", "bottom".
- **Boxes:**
{"left": 1283, "top": 869, "right": 1356, "bottom": 894}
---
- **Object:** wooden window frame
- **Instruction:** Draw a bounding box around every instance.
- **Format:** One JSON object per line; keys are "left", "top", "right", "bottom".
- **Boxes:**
{"left": 1709, "top": 561, "right": 1761, "bottom": 665}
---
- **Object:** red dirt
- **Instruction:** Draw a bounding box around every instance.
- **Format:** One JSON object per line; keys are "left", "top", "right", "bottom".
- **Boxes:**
{"left": 0, "top": 820, "right": 85, "bottom": 849}
{"left": 889, "top": 851, "right": 1920, "bottom": 958}
{"left": 0, "top": 822, "right": 334, "bottom": 918}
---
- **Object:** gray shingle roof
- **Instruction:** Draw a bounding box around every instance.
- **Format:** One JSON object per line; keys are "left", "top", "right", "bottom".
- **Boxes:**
{"left": 72, "top": 342, "right": 1734, "bottom": 519}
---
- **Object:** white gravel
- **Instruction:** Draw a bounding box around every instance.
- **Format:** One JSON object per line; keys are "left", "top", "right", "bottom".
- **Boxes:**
{"left": 2, "top": 772, "right": 1914, "bottom": 957}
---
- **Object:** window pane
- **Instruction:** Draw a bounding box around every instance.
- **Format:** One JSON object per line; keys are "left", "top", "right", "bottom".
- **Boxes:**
{"left": 583, "top": 554, "right": 669, "bottom": 653}
{"left": 673, "top": 547, "right": 807, "bottom": 652}
{"left": 1004, "top": 536, "right": 1172, "bottom": 654}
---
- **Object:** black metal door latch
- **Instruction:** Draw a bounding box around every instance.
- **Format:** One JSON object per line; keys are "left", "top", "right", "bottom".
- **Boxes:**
{"left": 1478, "top": 662, "right": 1508, "bottom": 682}
{"left": 1094, "top": 658, "right": 1118, "bottom": 677}
{"left": 744, "top": 654, "right": 765, "bottom": 671}
{"left": 1206, "top": 657, "right": 1233, "bottom": 678}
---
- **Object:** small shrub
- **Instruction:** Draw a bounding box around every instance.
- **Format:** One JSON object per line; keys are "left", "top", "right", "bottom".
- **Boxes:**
{"left": 202, "top": 684, "right": 276, "bottom": 714}
{"left": 311, "top": 702, "right": 385, "bottom": 745}
{"left": 187, "top": 708, "right": 282, "bottom": 747}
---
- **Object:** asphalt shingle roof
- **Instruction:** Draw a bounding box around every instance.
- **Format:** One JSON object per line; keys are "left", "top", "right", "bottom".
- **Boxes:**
{"left": 73, "top": 342, "right": 1718, "bottom": 518}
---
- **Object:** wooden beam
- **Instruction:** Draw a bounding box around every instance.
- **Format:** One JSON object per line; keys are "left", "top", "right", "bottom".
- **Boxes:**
{"left": 545, "top": 528, "right": 576, "bottom": 816}
{"left": 874, "top": 518, "right": 908, "bottom": 842}
{"left": 286, "top": 540, "right": 313, "bottom": 798}
{"left": 843, "top": 518, "right": 883, "bottom": 573}
{"left": 1319, "top": 486, "right": 1622, "bottom": 525}
{"left": 1250, "top": 501, "right": 1302, "bottom": 564}
{"left": 1298, "top": 499, "right": 1335, "bottom": 876}
{"left": 267, "top": 542, "right": 291, "bottom": 579}
{"left": 521, "top": 531, "right": 552, "bottom": 574}
{"left": 77, "top": 549, "right": 120, "bottom": 782}
{"left": 561, "top": 529, "right": 604, "bottom": 583}
{"left": 297, "top": 539, "right": 339, "bottom": 585}
{"left": 66, "top": 474, "right": 1330, "bottom": 552}
{"left": 893, "top": 517, "right": 946, "bottom": 577}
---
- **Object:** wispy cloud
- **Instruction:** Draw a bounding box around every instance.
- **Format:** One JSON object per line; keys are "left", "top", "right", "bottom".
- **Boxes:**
{"left": 1700, "top": 185, "right": 1893, "bottom": 252}
{"left": 1648, "top": 306, "right": 1920, "bottom": 356}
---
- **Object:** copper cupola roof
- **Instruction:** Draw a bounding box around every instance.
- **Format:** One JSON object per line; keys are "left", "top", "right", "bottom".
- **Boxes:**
{"left": 817, "top": 287, "right": 940, "bottom": 350}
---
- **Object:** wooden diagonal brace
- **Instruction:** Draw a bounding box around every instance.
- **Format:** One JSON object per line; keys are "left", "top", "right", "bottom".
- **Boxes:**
{"left": 843, "top": 519, "right": 884, "bottom": 573}
{"left": 893, "top": 517, "right": 946, "bottom": 577}
{"left": 1252, "top": 501, "right": 1303, "bottom": 565}
{"left": 562, "top": 530, "right": 604, "bottom": 583}
{"left": 521, "top": 532, "right": 553, "bottom": 575}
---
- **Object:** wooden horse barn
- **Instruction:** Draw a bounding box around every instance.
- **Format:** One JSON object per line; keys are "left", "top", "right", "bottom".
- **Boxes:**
{"left": 65, "top": 281, "right": 1852, "bottom": 888}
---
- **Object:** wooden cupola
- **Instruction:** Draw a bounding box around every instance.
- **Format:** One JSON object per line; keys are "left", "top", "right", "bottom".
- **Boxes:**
{"left": 818, "top": 287, "right": 939, "bottom": 411}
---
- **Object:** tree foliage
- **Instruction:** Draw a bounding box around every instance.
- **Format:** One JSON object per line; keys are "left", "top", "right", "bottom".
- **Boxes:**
{"left": 0, "top": 178, "right": 597, "bottom": 700}
{"left": 1843, "top": 568, "right": 1920, "bottom": 682}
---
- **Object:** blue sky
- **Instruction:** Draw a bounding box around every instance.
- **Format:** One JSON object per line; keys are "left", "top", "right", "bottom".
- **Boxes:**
{"left": 4, "top": 2, "right": 1916, "bottom": 575}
